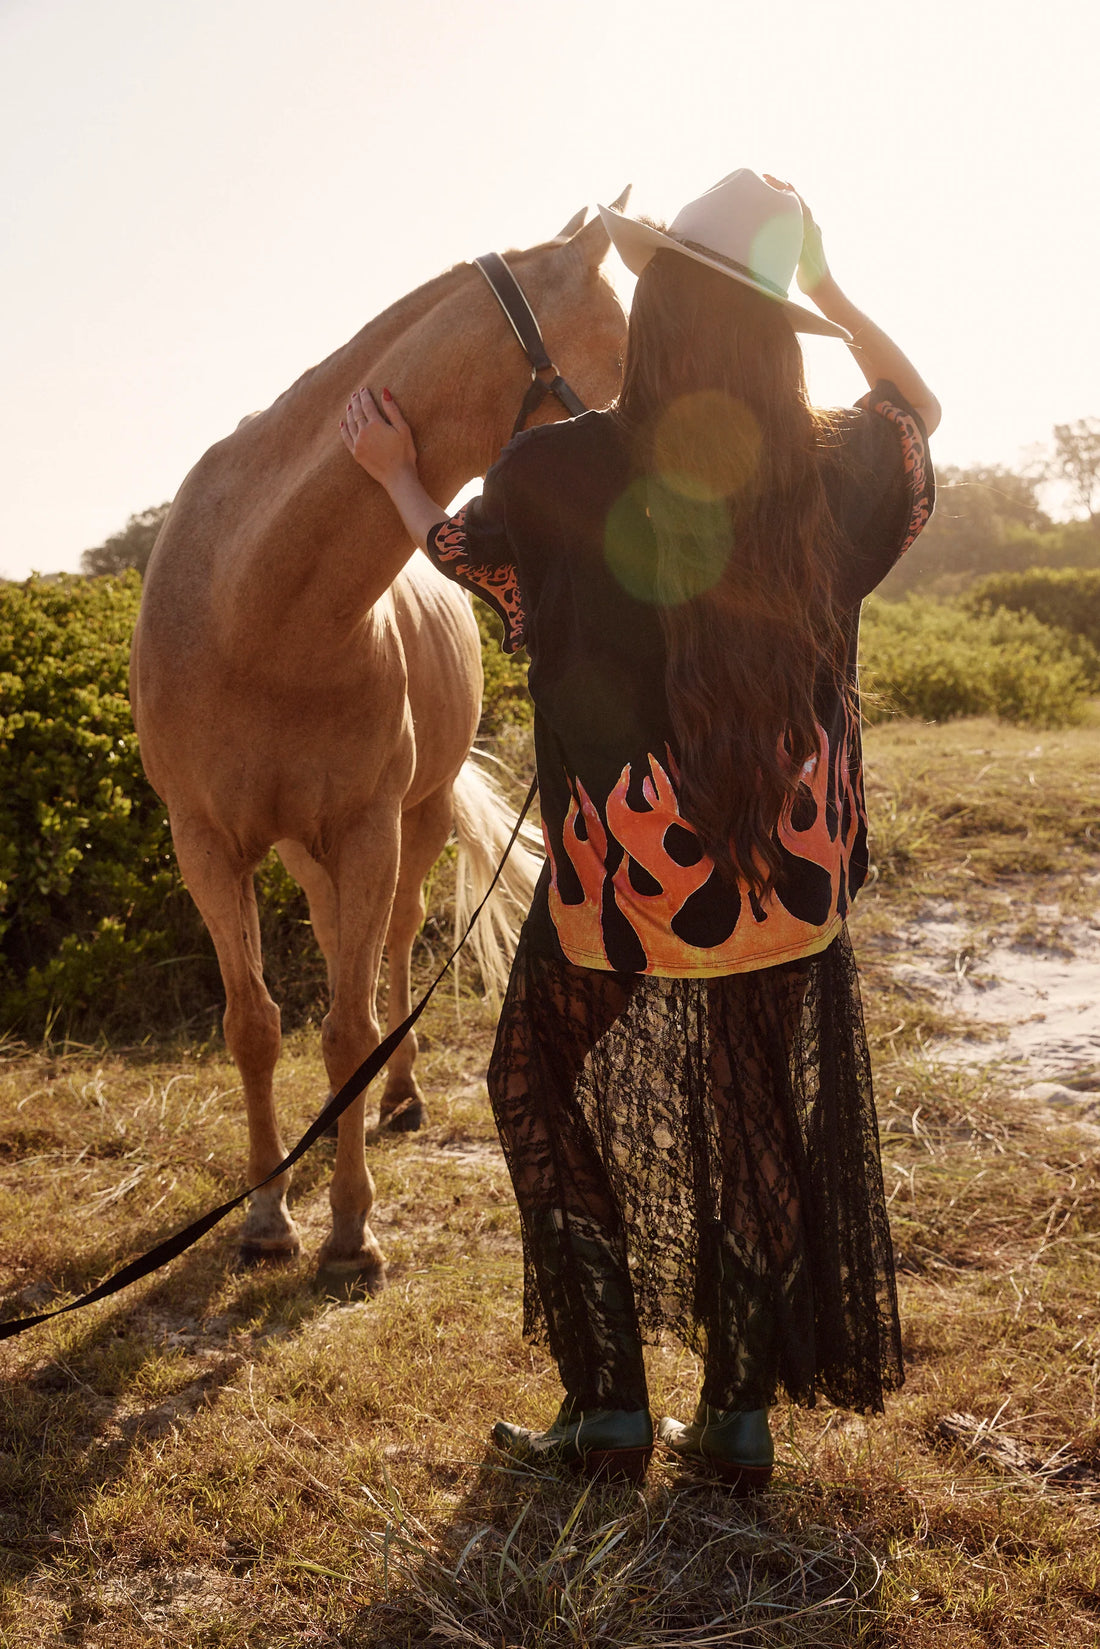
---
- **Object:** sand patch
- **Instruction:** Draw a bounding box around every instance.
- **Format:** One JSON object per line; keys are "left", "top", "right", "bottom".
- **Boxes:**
{"left": 887, "top": 893, "right": 1100, "bottom": 1122}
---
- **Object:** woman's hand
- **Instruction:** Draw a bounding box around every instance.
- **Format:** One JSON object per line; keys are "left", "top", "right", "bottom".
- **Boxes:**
{"left": 763, "top": 175, "right": 830, "bottom": 297}
{"left": 341, "top": 386, "right": 418, "bottom": 488}
{"left": 340, "top": 386, "right": 447, "bottom": 550}
{"left": 765, "top": 175, "right": 941, "bottom": 433}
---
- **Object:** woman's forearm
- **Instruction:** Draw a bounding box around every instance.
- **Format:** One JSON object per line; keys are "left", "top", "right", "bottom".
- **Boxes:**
{"left": 384, "top": 467, "right": 447, "bottom": 553}
{"left": 812, "top": 276, "right": 941, "bottom": 434}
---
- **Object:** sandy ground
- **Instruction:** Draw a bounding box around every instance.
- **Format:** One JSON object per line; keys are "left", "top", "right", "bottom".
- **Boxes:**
{"left": 890, "top": 882, "right": 1100, "bottom": 1125}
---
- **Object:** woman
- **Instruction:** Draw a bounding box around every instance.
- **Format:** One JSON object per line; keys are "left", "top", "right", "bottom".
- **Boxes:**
{"left": 341, "top": 170, "right": 938, "bottom": 1489}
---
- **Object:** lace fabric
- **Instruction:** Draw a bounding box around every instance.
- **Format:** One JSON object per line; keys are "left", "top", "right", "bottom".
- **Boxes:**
{"left": 487, "top": 925, "right": 903, "bottom": 1413}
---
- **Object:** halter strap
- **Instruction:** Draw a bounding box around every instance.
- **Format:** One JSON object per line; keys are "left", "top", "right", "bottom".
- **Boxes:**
{"left": 474, "top": 252, "right": 588, "bottom": 436}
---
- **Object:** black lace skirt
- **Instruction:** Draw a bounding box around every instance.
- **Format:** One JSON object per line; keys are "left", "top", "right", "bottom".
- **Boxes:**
{"left": 486, "top": 924, "right": 903, "bottom": 1414}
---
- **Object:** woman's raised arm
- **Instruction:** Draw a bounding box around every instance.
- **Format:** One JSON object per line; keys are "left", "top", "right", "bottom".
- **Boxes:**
{"left": 764, "top": 176, "right": 941, "bottom": 435}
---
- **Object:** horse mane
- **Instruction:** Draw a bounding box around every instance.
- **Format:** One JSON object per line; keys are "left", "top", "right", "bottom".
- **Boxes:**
{"left": 162, "top": 229, "right": 612, "bottom": 577}
{"left": 272, "top": 237, "right": 574, "bottom": 410}
{"left": 182, "top": 261, "right": 477, "bottom": 501}
{"left": 272, "top": 261, "right": 473, "bottom": 411}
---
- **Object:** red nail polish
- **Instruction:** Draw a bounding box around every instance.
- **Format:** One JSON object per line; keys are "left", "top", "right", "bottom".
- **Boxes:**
{"left": 383, "top": 387, "right": 392, "bottom": 401}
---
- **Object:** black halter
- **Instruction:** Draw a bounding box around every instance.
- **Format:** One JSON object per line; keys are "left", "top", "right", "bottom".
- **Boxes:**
{"left": 473, "top": 252, "right": 589, "bottom": 438}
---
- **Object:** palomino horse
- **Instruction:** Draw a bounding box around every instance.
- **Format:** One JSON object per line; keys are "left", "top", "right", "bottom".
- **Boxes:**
{"left": 130, "top": 205, "right": 627, "bottom": 1295}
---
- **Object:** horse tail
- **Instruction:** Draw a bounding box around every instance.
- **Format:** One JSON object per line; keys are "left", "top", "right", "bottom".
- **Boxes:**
{"left": 451, "top": 752, "right": 543, "bottom": 1003}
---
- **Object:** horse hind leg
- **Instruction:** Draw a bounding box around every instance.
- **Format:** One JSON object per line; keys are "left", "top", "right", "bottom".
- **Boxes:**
{"left": 276, "top": 838, "right": 339, "bottom": 993}
{"left": 171, "top": 819, "right": 301, "bottom": 1266}
{"left": 378, "top": 785, "right": 456, "bottom": 1132}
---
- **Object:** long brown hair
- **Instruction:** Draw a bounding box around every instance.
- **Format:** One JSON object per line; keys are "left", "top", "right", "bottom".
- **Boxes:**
{"left": 614, "top": 249, "right": 846, "bottom": 898}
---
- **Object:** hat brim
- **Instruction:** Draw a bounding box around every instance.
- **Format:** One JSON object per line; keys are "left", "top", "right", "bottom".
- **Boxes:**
{"left": 597, "top": 205, "right": 852, "bottom": 343}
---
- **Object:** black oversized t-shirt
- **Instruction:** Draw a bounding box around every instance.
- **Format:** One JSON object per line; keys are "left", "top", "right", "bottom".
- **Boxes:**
{"left": 426, "top": 382, "right": 933, "bottom": 976}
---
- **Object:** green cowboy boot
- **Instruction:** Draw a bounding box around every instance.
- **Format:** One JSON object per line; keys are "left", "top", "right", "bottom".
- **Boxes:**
{"left": 523, "top": 1209, "right": 650, "bottom": 1409}
{"left": 493, "top": 1398, "right": 654, "bottom": 1485}
{"left": 657, "top": 1402, "right": 774, "bottom": 1490}
{"left": 496, "top": 1211, "right": 651, "bottom": 1482}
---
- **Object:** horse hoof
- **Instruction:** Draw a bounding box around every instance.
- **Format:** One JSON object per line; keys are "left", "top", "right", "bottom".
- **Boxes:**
{"left": 235, "top": 1239, "right": 301, "bottom": 1270}
{"left": 315, "top": 1260, "right": 387, "bottom": 1300}
{"left": 380, "top": 1098, "right": 427, "bottom": 1133}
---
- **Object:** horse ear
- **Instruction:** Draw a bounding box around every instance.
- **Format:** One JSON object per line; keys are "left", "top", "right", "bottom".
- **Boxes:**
{"left": 570, "top": 185, "right": 632, "bottom": 264}
{"left": 554, "top": 206, "right": 589, "bottom": 240}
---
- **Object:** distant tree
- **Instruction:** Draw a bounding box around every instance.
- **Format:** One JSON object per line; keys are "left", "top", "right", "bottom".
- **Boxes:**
{"left": 81, "top": 502, "right": 171, "bottom": 577}
{"left": 1046, "top": 418, "right": 1100, "bottom": 519}
{"left": 878, "top": 463, "right": 1053, "bottom": 597}
{"left": 926, "top": 463, "right": 1049, "bottom": 536}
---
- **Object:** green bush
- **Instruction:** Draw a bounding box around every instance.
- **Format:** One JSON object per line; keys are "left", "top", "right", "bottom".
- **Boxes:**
{"left": 965, "top": 567, "right": 1100, "bottom": 685}
{"left": 473, "top": 597, "right": 533, "bottom": 732}
{"left": 0, "top": 576, "right": 329, "bottom": 1043}
{"left": 859, "top": 595, "right": 1093, "bottom": 727}
{"left": 0, "top": 577, "right": 528, "bottom": 1044}
{"left": 1, "top": 575, "right": 210, "bottom": 1039}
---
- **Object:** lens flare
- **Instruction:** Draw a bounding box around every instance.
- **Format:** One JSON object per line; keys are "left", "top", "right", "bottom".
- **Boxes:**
{"left": 652, "top": 392, "right": 761, "bottom": 503}
{"left": 749, "top": 211, "right": 802, "bottom": 299}
{"left": 604, "top": 392, "right": 761, "bottom": 605}
{"left": 604, "top": 478, "right": 657, "bottom": 602}
{"left": 604, "top": 475, "right": 731, "bottom": 605}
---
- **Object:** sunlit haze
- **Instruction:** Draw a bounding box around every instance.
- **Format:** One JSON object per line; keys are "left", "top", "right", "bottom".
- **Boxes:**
{"left": 2, "top": 0, "right": 1097, "bottom": 578}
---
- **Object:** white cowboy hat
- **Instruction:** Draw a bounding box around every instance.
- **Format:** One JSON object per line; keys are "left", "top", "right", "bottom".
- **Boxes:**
{"left": 598, "top": 169, "right": 852, "bottom": 342}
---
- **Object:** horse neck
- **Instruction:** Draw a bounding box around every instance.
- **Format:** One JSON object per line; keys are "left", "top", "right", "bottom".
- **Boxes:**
{"left": 209, "top": 262, "right": 553, "bottom": 654}
{"left": 272, "top": 263, "right": 465, "bottom": 414}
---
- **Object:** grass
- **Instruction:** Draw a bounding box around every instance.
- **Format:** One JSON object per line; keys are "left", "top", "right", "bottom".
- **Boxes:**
{"left": 0, "top": 711, "right": 1099, "bottom": 1645}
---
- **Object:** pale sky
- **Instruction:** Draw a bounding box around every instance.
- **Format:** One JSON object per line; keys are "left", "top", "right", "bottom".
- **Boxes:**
{"left": 2, "top": 0, "right": 1097, "bottom": 579}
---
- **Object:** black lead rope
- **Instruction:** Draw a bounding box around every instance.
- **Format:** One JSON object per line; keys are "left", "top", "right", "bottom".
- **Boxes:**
{"left": 2, "top": 248, "right": 587, "bottom": 1341}
{"left": 473, "top": 253, "right": 588, "bottom": 437}
{"left": 0, "top": 775, "right": 539, "bottom": 1342}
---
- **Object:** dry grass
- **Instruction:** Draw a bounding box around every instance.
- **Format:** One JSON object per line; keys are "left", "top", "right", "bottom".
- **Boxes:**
{"left": 860, "top": 714, "right": 1099, "bottom": 930}
{"left": 1, "top": 712, "right": 1099, "bottom": 1646}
